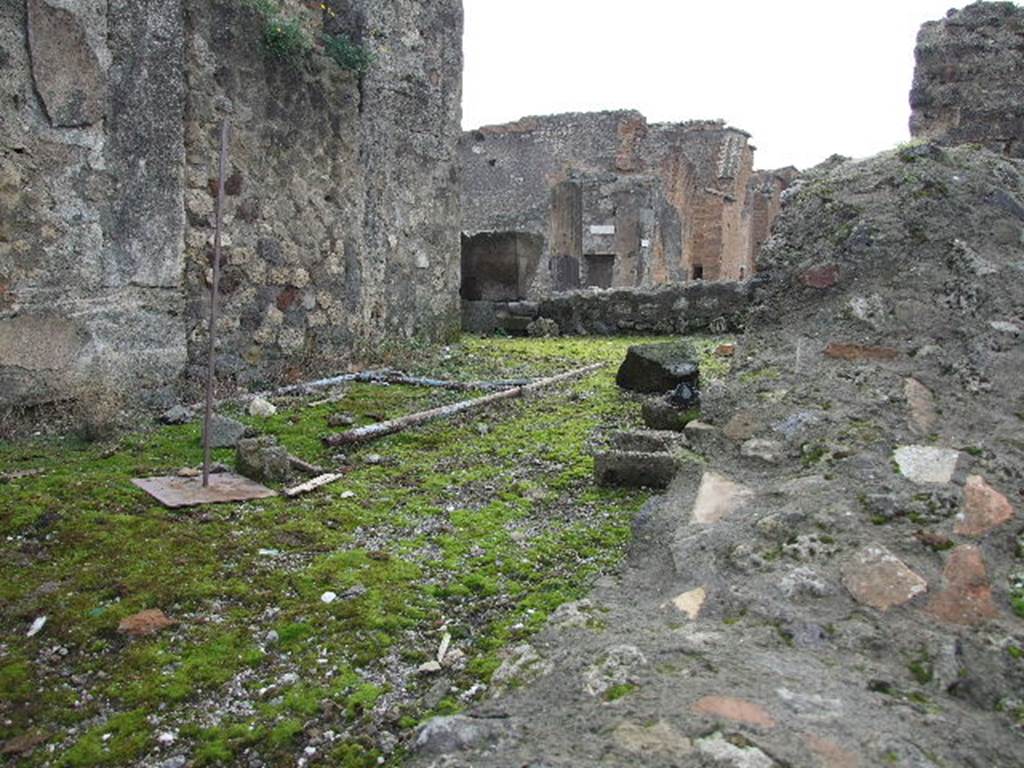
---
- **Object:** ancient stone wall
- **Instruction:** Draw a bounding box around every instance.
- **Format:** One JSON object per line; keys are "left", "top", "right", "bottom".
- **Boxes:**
{"left": 910, "top": 1, "right": 1024, "bottom": 157}
{"left": 461, "top": 281, "right": 752, "bottom": 337}
{"left": 0, "top": 0, "right": 463, "bottom": 411}
{"left": 460, "top": 111, "right": 789, "bottom": 307}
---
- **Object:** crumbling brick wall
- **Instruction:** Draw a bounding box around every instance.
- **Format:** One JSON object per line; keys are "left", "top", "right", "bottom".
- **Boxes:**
{"left": 0, "top": 0, "right": 462, "bottom": 412}
{"left": 460, "top": 111, "right": 790, "bottom": 304}
{"left": 910, "top": 1, "right": 1024, "bottom": 157}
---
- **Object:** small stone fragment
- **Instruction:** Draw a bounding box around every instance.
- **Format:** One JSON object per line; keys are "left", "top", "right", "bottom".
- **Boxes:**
{"left": 641, "top": 398, "right": 699, "bottom": 431}
{"left": 692, "top": 471, "right": 753, "bottom": 524}
{"left": 954, "top": 475, "right": 1015, "bottom": 537}
{"left": 176, "top": 467, "right": 200, "bottom": 478}
{"left": 418, "top": 660, "right": 442, "bottom": 674}
{"left": 904, "top": 378, "right": 937, "bottom": 434}
{"left": 715, "top": 343, "right": 736, "bottom": 357}
{"left": 695, "top": 732, "right": 775, "bottom": 767}
{"left": 159, "top": 405, "right": 192, "bottom": 425}
{"left": 692, "top": 696, "right": 776, "bottom": 728}
{"left": 526, "top": 317, "right": 560, "bottom": 337}
{"left": 205, "top": 415, "right": 248, "bottom": 449}
{"left": 824, "top": 343, "right": 899, "bottom": 362}
{"left": 26, "top": 616, "right": 47, "bottom": 638}
{"left": 926, "top": 544, "right": 999, "bottom": 625}
{"left": 117, "top": 609, "right": 176, "bottom": 637}
{"left": 321, "top": 591, "right": 337, "bottom": 604}
{"left": 892, "top": 445, "right": 961, "bottom": 485}
{"left": 327, "top": 412, "right": 355, "bottom": 428}
{"left": 723, "top": 410, "right": 759, "bottom": 441}
{"left": 413, "top": 715, "right": 500, "bottom": 757}
{"left": 584, "top": 644, "right": 646, "bottom": 698}
{"left": 841, "top": 544, "right": 927, "bottom": 611}
{"left": 248, "top": 397, "right": 277, "bottom": 418}
{"left": 236, "top": 436, "right": 293, "bottom": 483}
{"left": 672, "top": 586, "right": 706, "bottom": 619}
{"left": 741, "top": 438, "right": 784, "bottom": 463}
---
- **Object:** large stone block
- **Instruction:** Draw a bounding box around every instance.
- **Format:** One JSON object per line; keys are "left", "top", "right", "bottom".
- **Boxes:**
{"left": 27, "top": 0, "right": 106, "bottom": 127}
{"left": 616, "top": 340, "right": 699, "bottom": 394}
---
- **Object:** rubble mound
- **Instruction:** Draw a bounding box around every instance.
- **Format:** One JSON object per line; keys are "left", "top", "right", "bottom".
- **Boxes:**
{"left": 407, "top": 144, "right": 1024, "bottom": 768}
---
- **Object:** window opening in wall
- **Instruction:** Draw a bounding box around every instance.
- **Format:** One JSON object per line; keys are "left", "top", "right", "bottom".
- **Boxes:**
{"left": 692, "top": 264, "right": 704, "bottom": 281}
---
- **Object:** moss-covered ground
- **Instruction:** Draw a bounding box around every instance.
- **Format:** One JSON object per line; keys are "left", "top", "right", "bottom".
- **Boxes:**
{"left": 0, "top": 334, "right": 728, "bottom": 767}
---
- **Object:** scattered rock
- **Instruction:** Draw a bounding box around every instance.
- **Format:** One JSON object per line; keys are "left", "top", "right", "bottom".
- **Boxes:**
{"left": 26, "top": 616, "right": 47, "bottom": 638}
{"left": 0, "top": 731, "right": 47, "bottom": 757}
{"left": 364, "top": 453, "right": 385, "bottom": 466}
{"left": 692, "top": 696, "right": 776, "bottom": 728}
{"left": 159, "top": 405, "right": 192, "bottom": 425}
{"left": 775, "top": 687, "right": 843, "bottom": 721}
{"left": 418, "top": 661, "right": 443, "bottom": 675}
{"left": 694, "top": 732, "right": 775, "bottom": 767}
{"left": 641, "top": 397, "right": 699, "bottom": 431}
{"left": 583, "top": 644, "right": 646, "bottom": 698}
{"left": 684, "top": 420, "right": 725, "bottom": 451}
{"left": 248, "top": 397, "right": 277, "bottom": 418}
{"left": 526, "top": 317, "right": 560, "bottom": 337}
{"left": 413, "top": 715, "right": 500, "bottom": 757}
{"left": 176, "top": 467, "right": 201, "bottom": 478}
{"left": 327, "top": 412, "right": 355, "bottom": 428}
{"left": 117, "top": 609, "right": 176, "bottom": 637}
{"left": 954, "top": 475, "right": 1015, "bottom": 536}
{"left": 616, "top": 340, "right": 699, "bottom": 393}
{"left": 926, "top": 545, "right": 999, "bottom": 625}
{"left": 205, "top": 415, "right": 248, "bottom": 449}
{"left": 741, "top": 438, "right": 784, "bottom": 463}
{"left": 671, "top": 586, "right": 706, "bottom": 619}
{"left": 691, "top": 471, "right": 753, "bottom": 524}
{"left": 594, "top": 450, "right": 681, "bottom": 489}
{"left": 491, "top": 644, "right": 549, "bottom": 687}
{"left": 715, "top": 343, "right": 736, "bottom": 357}
{"left": 915, "top": 529, "right": 954, "bottom": 551}
{"left": 779, "top": 567, "right": 834, "bottom": 599}
{"left": 723, "top": 410, "right": 759, "bottom": 442}
{"left": 547, "top": 599, "right": 593, "bottom": 629}
{"left": 904, "top": 378, "right": 937, "bottom": 434}
{"left": 841, "top": 544, "right": 927, "bottom": 611}
{"left": 236, "top": 436, "right": 293, "bottom": 484}
{"left": 801, "top": 263, "right": 840, "bottom": 288}
{"left": 892, "top": 445, "right": 961, "bottom": 485}
{"left": 823, "top": 342, "right": 899, "bottom": 362}
{"left": 321, "top": 591, "right": 337, "bottom": 604}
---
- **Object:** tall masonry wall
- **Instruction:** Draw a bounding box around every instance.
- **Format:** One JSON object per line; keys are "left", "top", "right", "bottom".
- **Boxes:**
{"left": 0, "top": 0, "right": 463, "bottom": 412}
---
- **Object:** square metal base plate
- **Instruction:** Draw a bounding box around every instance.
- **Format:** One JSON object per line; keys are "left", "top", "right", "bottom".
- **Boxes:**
{"left": 132, "top": 473, "right": 277, "bottom": 508}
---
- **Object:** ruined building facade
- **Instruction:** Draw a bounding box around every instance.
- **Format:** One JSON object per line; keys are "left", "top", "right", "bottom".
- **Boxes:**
{"left": 911, "top": 1, "right": 1024, "bottom": 157}
{"left": 0, "top": 0, "right": 463, "bottom": 411}
{"left": 459, "top": 111, "right": 794, "bottom": 308}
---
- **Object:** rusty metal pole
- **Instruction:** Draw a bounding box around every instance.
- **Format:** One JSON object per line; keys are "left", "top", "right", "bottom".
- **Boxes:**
{"left": 202, "top": 120, "right": 230, "bottom": 487}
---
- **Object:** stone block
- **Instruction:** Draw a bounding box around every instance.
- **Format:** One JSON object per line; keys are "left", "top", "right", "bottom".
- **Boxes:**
{"left": 609, "top": 429, "right": 688, "bottom": 453}
{"left": 594, "top": 450, "right": 679, "bottom": 489}
{"left": 616, "top": 340, "right": 699, "bottom": 394}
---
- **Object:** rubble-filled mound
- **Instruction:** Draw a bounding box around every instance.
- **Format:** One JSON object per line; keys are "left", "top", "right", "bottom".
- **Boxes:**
{"left": 407, "top": 144, "right": 1024, "bottom": 768}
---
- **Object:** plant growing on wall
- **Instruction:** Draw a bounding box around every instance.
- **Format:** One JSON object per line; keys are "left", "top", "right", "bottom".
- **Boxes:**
{"left": 241, "top": 0, "right": 371, "bottom": 73}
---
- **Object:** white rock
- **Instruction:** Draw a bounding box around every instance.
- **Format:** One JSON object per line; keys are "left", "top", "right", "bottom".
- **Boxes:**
{"left": 26, "top": 616, "right": 47, "bottom": 638}
{"left": 418, "top": 660, "right": 442, "bottom": 674}
{"left": 321, "top": 591, "right": 338, "bottom": 604}
{"left": 156, "top": 731, "right": 177, "bottom": 746}
{"left": 248, "top": 397, "right": 277, "bottom": 418}
{"left": 893, "top": 445, "right": 961, "bottom": 485}
{"left": 671, "top": 587, "right": 707, "bottom": 619}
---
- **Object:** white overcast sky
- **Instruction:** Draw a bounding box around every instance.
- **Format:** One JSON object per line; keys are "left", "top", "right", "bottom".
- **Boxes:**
{"left": 462, "top": 0, "right": 992, "bottom": 170}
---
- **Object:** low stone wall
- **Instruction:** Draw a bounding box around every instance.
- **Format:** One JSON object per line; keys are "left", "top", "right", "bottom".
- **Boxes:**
{"left": 462, "top": 281, "right": 753, "bottom": 336}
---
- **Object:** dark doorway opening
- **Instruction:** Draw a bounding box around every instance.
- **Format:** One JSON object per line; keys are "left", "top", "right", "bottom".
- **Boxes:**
{"left": 584, "top": 253, "right": 615, "bottom": 288}
{"left": 461, "top": 232, "right": 543, "bottom": 301}
{"left": 692, "top": 264, "right": 704, "bottom": 281}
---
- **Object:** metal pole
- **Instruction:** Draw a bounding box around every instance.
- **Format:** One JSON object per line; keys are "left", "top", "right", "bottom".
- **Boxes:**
{"left": 202, "top": 120, "right": 230, "bottom": 487}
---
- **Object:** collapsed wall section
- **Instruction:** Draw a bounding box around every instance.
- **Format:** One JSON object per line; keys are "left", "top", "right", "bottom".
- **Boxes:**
{"left": 910, "top": 1, "right": 1024, "bottom": 157}
{"left": 0, "top": 0, "right": 463, "bottom": 413}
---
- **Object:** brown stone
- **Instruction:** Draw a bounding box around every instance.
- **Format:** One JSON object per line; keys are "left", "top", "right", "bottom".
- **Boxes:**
{"left": 723, "top": 410, "right": 759, "bottom": 441}
{"left": 692, "top": 695, "right": 776, "bottom": 728}
{"left": 801, "top": 263, "right": 840, "bottom": 288}
{"left": 954, "top": 475, "right": 1015, "bottom": 537}
{"left": 914, "top": 529, "right": 953, "bottom": 551}
{"left": 117, "top": 609, "right": 176, "bottom": 637}
{"left": 824, "top": 343, "right": 899, "bottom": 362}
{"left": 715, "top": 343, "right": 736, "bottom": 357}
{"left": 27, "top": 0, "right": 107, "bottom": 127}
{"left": 841, "top": 544, "right": 927, "bottom": 611}
{"left": 1, "top": 731, "right": 47, "bottom": 756}
{"left": 804, "top": 734, "right": 860, "bottom": 768}
{"left": 926, "top": 545, "right": 999, "bottom": 625}
{"left": 904, "top": 378, "right": 937, "bottom": 435}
